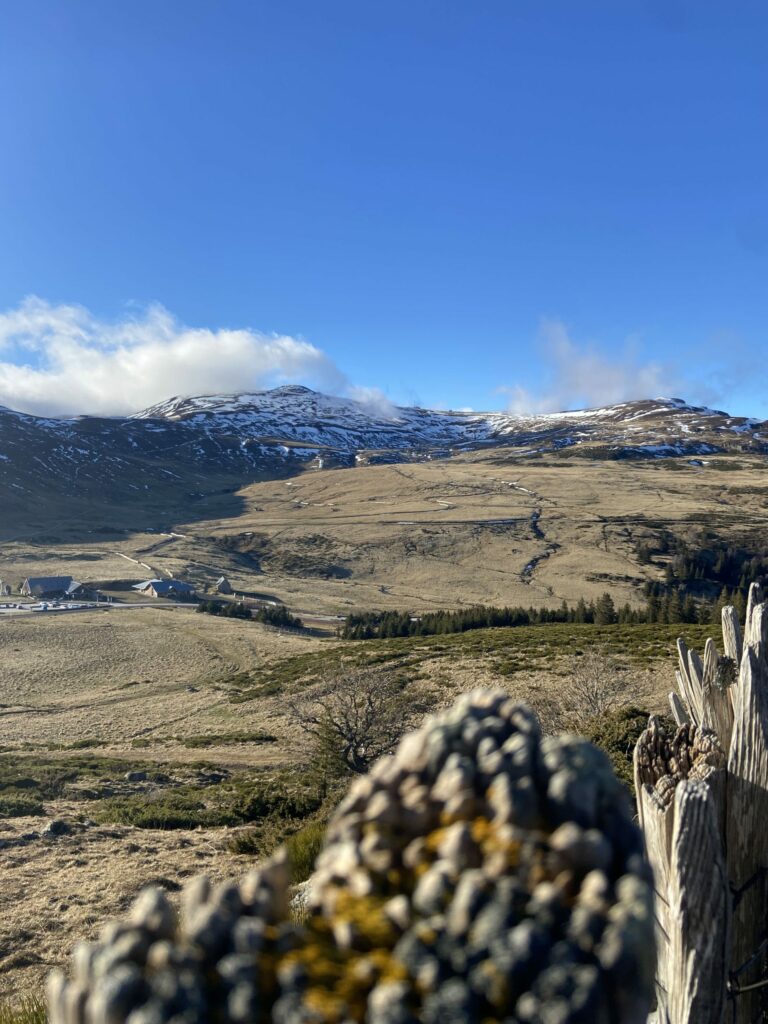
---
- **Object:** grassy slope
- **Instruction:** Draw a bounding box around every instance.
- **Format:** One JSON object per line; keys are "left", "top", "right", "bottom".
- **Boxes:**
{"left": 3, "top": 453, "right": 768, "bottom": 620}
{"left": 231, "top": 620, "right": 712, "bottom": 700}
{"left": 0, "top": 616, "right": 720, "bottom": 1004}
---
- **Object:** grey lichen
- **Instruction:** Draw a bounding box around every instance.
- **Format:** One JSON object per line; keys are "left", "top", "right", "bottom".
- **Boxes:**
{"left": 48, "top": 690, "right": 655, "bottom": 1024}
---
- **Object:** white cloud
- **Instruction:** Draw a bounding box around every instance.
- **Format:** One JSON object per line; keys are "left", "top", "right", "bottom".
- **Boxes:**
{"left": 502, "top": 319, "right": 681, "bottom": 414}
{"left": 0, "top": 297, "right": 354, "bottom": 417}
{"left": 346, "top": 385, "right": 399, "bottom": 420}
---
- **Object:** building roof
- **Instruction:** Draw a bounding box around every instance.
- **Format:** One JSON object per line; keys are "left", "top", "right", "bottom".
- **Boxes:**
{"left": 133, "top": 579, "right": 196, "bottom": 595}
{"left": 23, "top": 576, "right": 76, "bottom": 595}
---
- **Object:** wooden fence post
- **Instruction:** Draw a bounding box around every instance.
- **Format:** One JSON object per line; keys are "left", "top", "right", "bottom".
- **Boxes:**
{"left": 668, "top": 780, "right": 729, "bottom": 1024}
{"left": 635, "top": 584, "right": 768, "bottom": 1024}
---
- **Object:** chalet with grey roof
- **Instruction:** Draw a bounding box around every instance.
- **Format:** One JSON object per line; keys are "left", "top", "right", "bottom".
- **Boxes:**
{"left": 132, "top": 579, "right": 197, "bottom": 599}
{"left": 20, "top": 576, "right": 76, "bottom": 598}
{"left": 19, "top": 577, "right": 96, "bottom": 599}
{"left": 215, "top": 576, "right": 233, "bottom": 594}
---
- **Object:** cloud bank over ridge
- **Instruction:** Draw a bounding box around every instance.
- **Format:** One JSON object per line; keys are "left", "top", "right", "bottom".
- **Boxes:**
{"left": 0, "top": 298, "right": 741, "bottom": 420}
{"left": 0, "top": 297, "right": 362, "bottom": 418}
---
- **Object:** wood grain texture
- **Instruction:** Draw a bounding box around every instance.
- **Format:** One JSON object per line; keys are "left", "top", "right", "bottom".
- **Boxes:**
{"left": 721, "top": 605, "right": 743, "bottom": 666}
{"left": 676, "top": 640, "right": 703, "bottom": 724}
{"left": 669, "top": 780, "right": 729, "bottom": 1024}
{"left": 669, "top": 691, "right": 690, "bottom": 727}
{"left": 637, "top": 781, "right": 676, "bottom": 1020}
{"left": 745, "top": 582, "right": 764, "bottom": 643}
{"left": 726, "top": 605, "right": 768, "bottom": 1021}
{"left": 634, "top": 718, "right": 728, "bottom": 1022}
{"left": 745, "top": 585, "right": 768, "bottom": 651}
{"left": 638, "top": 603, "right": 768, "bottom": 1024}
{"left": 701, "top": 637, "right": 733, "bottom": 755}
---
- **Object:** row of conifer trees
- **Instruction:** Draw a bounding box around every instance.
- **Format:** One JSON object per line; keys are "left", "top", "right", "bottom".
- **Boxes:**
{"left": 341, "top": 584, "right": 755, "bottom": 640}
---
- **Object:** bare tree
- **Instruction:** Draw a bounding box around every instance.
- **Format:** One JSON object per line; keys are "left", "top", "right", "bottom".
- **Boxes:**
{"left": 553, "top": 648, "right": 629, "bottom": 733}
{"left": 289, "top": 667, "right": 421, "bottom": 775}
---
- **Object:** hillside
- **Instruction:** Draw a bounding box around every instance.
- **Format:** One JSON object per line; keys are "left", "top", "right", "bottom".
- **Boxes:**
{"left": 1, "top": 388, "right": 766, "bottom": 540}
{"left": 2, "top": 390, "right": 768, "bottom": 615}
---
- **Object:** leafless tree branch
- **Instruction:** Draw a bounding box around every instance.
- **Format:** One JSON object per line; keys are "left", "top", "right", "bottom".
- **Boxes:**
{"left": 288, "top": 666, "right": 422, "bottom": 774}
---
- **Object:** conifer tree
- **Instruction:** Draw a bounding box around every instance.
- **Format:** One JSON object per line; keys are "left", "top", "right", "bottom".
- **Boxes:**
{"left": 594, "top": 593, "right": 616, "bottom": 625}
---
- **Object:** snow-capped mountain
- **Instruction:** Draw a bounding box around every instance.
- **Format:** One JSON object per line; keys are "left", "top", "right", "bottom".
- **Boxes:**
{"left": 134, "top": 386, "right": 761, "bottom": 457}
{"left": 0, "top": 387, "right": 765, "bottom": 535}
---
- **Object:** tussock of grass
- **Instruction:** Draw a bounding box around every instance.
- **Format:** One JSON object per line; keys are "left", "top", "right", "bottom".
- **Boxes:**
{"left": 226, "top": 829, "right": 265, "bottom": 855}
{"left": 228, "top": 815, "right": 327, "bottom": 883}
{"left": 0, "top": 996, "right": 46, "bottom": 1024}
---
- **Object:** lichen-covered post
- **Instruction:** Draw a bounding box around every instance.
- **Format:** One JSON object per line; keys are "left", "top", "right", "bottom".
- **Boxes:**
{"left": 48, "top": 691, "right": 656, "bottom": 1024}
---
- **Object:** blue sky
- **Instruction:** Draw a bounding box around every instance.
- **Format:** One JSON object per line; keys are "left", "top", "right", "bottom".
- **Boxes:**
{"left": 0, "top": 1, "right": 766, "bottom": 417}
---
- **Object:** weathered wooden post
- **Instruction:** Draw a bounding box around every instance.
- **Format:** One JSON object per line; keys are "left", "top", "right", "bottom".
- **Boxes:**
{"left": 635, "top": 583, "right": 768, "bottom": 1024}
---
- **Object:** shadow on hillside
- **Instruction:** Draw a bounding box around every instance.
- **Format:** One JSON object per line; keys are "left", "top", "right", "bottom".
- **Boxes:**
{"left": 0, "top": 477, "right": 281, "bottom": 544}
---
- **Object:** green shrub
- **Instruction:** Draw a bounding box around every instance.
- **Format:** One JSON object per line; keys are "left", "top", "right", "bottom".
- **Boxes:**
{"left": 0, "top": 762, "right": 66, "bottom": 801}
{"left": 93, "top": 792, "right": 227, "bottom": 830}
{"left": 227, "top": 816, "right": 327, "bottom": 881}
{"left": 95, "top": 772, "right": 325, "bottom": 831}
{"left": 285, "top": 819, "right": 326, "bottom": 882}
{"left": 180, "top": 731, "right": 277, "bottom": 748}
{"left": 227, "top": 781, "right": 323, "bottom": 823}
{"left": 584, "top": 706, "right": 657, "bottom": 793}
{"left": 0, "top": 754, "right": 160, "bottom": 802}
{"left": 0, "top": 795, "right": 45, "bottom": 818}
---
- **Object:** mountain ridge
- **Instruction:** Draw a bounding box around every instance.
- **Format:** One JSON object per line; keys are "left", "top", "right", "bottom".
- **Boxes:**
{"left": 0, "top": 386, "right": 749, "bottom": 426}
{"left": 1, "top": 388, "right": 765, "bottom": 538}
{"left": 133, "top": 387, "right": 737, "bottom": 426}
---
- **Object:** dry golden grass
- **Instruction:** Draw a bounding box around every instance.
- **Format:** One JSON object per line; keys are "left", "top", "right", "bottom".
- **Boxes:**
{"left": 2, "top": 453, "right": 767, "bottom": 618}
{"left": 0, "top": 811, "right": 246, "bottom": 1002}
{"left": 190, "top": 452, "right": 768, "bottom": 613}
{"left": 0, "top": 609, "right": 324, "bottom": 752}
{"left": 0, "top": 612, "right": 692, "bottom": 1001}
